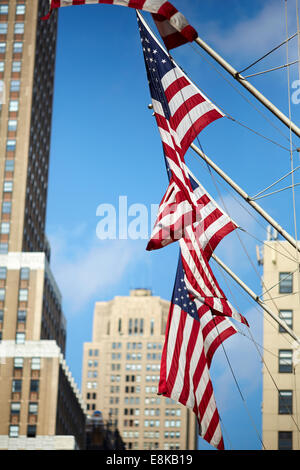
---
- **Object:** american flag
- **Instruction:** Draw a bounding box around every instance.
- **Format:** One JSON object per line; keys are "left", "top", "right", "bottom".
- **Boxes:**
{"left": 138, "top": 11, "right": 223, "bottom": 210}
{"left": 147, "top": 169, "right": 238, "bottom": 257}
{"left": 159, "top": 254, "right": 238, "bottom": 450}
{"left": 180, "top": 223, "right": 249, "bottom": 326}
{"left": 42, "top": 0, "right": 198, "bottom": 50}
{"left": 146, "top": 177, "right": 201, "bottom": 250}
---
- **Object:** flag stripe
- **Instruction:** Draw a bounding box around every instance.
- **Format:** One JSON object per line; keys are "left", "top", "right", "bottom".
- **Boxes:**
{"left": 43, "top": 0, "right": 198, "bottom": 50}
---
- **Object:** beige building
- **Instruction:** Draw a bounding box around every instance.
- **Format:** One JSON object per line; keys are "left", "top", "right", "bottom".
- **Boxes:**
{"left": 261, "top": 236, "right": 300, "bottom": 449}
{"left": 0, "top": 0, "right": 86, "bottom": 449}
{"left": 82, "top": 288, "right": 197, "bottom": 451}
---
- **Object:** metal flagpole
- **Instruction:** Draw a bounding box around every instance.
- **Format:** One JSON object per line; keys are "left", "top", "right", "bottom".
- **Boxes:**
{"left": 194, "top": 36, "right": 300, "bottom": 138}
{"left": 189, "top": 142, "right": 300, "bottom": 256}
{"left": 211, "top": 252, "right": 300, "bottom": 344}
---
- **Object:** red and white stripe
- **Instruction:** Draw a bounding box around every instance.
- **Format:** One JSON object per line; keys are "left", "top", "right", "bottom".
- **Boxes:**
{"left": 42, "top": 0, "right": 198, "bottom": 50}
{"left": 150, "top": 52, "right": 223, "bottom": 204}
{"left": 147, "top": 166, "right": 238, "bottom": 252}
{"left": 146, "top": 178, "right": 201, "bottom": 250}
{"left": 181, "top": 225, "right": 249, "bottom": 326}
{"left": 159, "top": 301, "right": 237, "bottom": 450}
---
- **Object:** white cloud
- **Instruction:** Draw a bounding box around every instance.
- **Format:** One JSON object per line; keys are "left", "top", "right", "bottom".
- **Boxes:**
{"left": 47, "top": 225, "right": 146, "bottom": 314}
{"left": 203, "top": 1, "right": 297, "bottom": 62}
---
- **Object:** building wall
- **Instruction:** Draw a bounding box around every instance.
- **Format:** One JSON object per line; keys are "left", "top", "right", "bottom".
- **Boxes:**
{"left": 0, "top": 340, "right": 86, "bottom": 449}
{"left": 82, "top": 289, "right": 197, "bottom": 451}
{"left": 0, "top": 1, "right": 86, "bottom": 449}
{"left": 262, "top": 240, "right": 300, "bottom": 450}
{"left": 0, "top": 0, "right": 57, "bottom": 254}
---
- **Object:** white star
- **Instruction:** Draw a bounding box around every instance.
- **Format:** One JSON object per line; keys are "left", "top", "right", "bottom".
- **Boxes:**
{"left": 162, "top": 59, "right": 166, "bottom": 63}
{"left": 153, "top": 49, "right": 157, "bottom": 54}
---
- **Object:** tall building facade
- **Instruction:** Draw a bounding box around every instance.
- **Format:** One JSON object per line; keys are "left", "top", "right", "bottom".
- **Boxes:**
{"left": 0, "top": 1, "right": 86, "bottom": 449}
{"left": 261, "top": 236, "right": 300, "bottom": 450}
{"left": 82, "top": 288, "right": 197, "bottom": 451}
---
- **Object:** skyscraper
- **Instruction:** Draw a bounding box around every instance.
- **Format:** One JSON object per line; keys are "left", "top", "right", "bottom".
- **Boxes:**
{"left": 82, "top": 288, "right": 197, "bottom": 451}
{"left": 260, "top": 235, "right": 300, "bottom": 450}
{"left": 0, "top": 0, "right": 86, "bottom": 450}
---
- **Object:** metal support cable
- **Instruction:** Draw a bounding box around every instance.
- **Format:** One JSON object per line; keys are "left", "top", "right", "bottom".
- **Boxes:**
{"left": 251, "top": 165, "right": 300, "bottom": 199}
{"left": 250, "top": 182, "right": 300, "bottom": 201}
{"left": 243, "top": 60, "right": 299, "bottom": 79}
{"left": 237, "top": 32, "right": 298, "bottom": 75}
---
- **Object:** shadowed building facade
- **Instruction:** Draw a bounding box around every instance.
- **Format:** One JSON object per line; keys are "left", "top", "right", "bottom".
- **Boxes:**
{"left": 260, "top": 237, "right": 300, "bottom": 450}
{"left": 0, "top": 0, "right": 86, "bottom": 449}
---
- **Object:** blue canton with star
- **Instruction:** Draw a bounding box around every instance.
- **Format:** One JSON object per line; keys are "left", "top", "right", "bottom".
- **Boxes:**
{"left": 172, "top": 255, "right": 199, "bottom": 321}
{"left": 137, "top": 14, "right": 176, "bottom": 121}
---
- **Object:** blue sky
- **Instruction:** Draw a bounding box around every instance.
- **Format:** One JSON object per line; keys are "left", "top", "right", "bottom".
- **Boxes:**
{"left": 44, "top": 0, "right": 300, "bottom": 451}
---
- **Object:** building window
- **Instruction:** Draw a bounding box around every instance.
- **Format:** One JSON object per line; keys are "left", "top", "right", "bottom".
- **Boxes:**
{"left": 31, "top": 358, "right": 40, "bottom": 370}
{"left": 3, "top": 181, "right": 13, "bottom": 192}
{"left": 0, "top": 24, "right": 8, "bottom": 35}
{"left": 279, "top": 310, "right": 293, "bottom": 332}
{"left": 10, "top": 80, "right": 20, "bottom": 92}
{"left": 17, "top": 310, "right": 26, "bottom": 323}
{"left": 15, "top": 332, "right": 25, "bottom": 344}
{"left": 0, "top": 288, "right": 5, "bottom": 301}
{"left": 18, "top": 289, "right": 28, "bottom": 302}
{"left": 12, "top": 61, "right": 21, "bottom": 73}
{"left": 10, "top": 402, "right": 21, "bottom": 415}
{"left": 0, "top": 243, "right": 8, "bottom": 254}
{"left": 14, "top": 357, "right": 23, "bottom": 369}
{"left": 8, "top": 119, "right": 17, "bottom": 131}
{"left": 20, "top": 267, "right": 30, "bottom": 280}
{"left": 9, "top": 100, "right": 19, "bottom": 111}
{"left": 0, "top": 267, "right": 6, "bottom": 279}
{"left": 9, "top": 425, "right": 19, "bottom": 438}
{"left": 128, "top": 318, "right": 133, "bottom": 335}
{"left": 16, "top": 5, "right": 26, "bottom": 16}
{"left": 0, "top": 5, "right": 8, "bottom": 15}
{"left": 279, "top": 390, "right": 293, "bottom": 415}
{"left": 27, "top": 425, "right": 36, "bottom": 438}
{"left": 13, "top": 42, "right": 23, "bottom": 54}
{"left": 30, "top": 380, "right": 39, "bottom": 393}
{"left": 28, "top": 402, "right": 38, "bottom": 415}
{"left": 118, "top": 318, "right": 122, "bottom": 333}
{"left": 279, "top": 350, "right": 293, "bottom": 373}
{"left": 0, "top": 222, "right": 10, "bottom": 234}
{"left": 0, "top": 61, "right": 4, "bottom": 72}
{"left": 4, "top": 160, "right": 14, "bottom": 173}
{"left": 278, "top": 431, "right": 292, "bottom": 450}
{"left": 150, "top": 319, "right": 154, "bottom": 335}
{"left": 6, "top": 140, "right": 16, "bottom": 152}
{"left": 279, "top": 272, "right": 293, "bottom": 294}
{"left": 14, "top": 23, "right": 24, "bottom": 35}
{"left": 12, "top": 379, "right": 22, "bottom": 393}
{"left": 0, "top": 42, "right": 6, "bottom": 54}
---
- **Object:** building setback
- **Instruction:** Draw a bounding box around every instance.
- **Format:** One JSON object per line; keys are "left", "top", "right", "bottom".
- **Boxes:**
{"left": 261, "top": 237, "right": 300, "bottom": 450}
{"left": 0, "top": 0, "right": 86, "bottom": 449}
{"left": 82, "top": 288, "right": 197, "bottom": 451}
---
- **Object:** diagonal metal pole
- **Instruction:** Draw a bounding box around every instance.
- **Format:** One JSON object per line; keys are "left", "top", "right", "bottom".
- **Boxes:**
{"left": 194, "top": 36, "right": 300, "bottom": 138}
{"left": 185, "top": 165, "right": 300, "bottom": 342}
{"left": 189, "top": 142, "right": 300, "bottom": 256}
